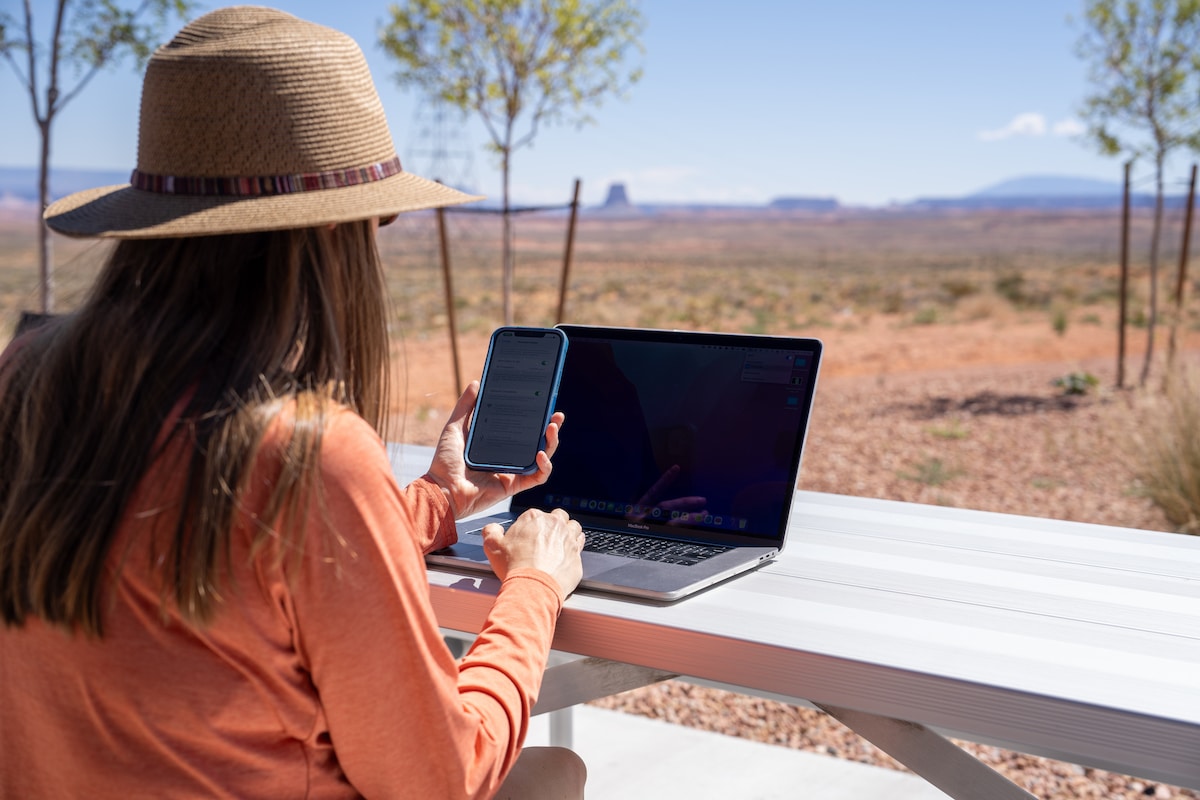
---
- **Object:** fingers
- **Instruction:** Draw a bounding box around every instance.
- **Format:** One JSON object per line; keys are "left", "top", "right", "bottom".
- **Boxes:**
{"left": 542, "top": 412, "right": 564, "bottom": 458}
{"left": 487, "top": 509, "right": 582, "bottom": 597}
{"left": 511, "top": 437, "right": 556, "bottom": 493}
{"left": 555, "top": 510, "right": 585, "bottom": 549}
{"left": 520, "top": 411, "right": 564, "bottom": 487}
{"left": 482, "top": 522, "right": 505, "bottom": 549}
{"left": 481, "top": 522, "right": 509, "bottom": 580}
{"left": 449, "top": 380, "right": 480, "bottom": 426}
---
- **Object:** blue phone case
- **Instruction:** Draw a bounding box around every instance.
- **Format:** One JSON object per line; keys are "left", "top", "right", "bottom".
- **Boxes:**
{"left": 464, "top": 327, "right": 568, "bottom": 473}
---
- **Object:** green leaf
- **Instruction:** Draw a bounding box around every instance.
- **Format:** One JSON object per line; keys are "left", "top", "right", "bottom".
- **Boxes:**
{"left": 380, "top": 0, "right": 643, "bottom": 158}
{"left": 1077, "top": 0, "right": 1200, "bottom": 161}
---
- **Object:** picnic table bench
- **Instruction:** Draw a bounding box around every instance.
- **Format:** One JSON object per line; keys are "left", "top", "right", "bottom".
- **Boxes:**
{"left": 390, "top": 443, "right": 1200, "bottom": 800}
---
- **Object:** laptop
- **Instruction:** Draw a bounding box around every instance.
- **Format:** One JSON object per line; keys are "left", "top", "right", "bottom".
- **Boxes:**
{"left": 426, "top": 325, "right": 823, "bottom": 601}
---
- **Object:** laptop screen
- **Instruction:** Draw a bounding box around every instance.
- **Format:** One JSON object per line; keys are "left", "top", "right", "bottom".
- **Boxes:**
{"left": 512, "top": 326, "right": 822, "bottom": 545}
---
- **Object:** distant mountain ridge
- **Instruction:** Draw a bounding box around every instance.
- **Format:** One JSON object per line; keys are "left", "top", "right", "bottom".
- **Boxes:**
{"left": 970, "top": 175, "right": 1124, "bottom": 198}
{"left": 912, "top": 173, "right": 1185, "bottom": 211}
{"left": 0, "top": 166, "right": 1186, "bottom": 212}
{"left": 0, "top": 165, "right": 129, "bottom": 203}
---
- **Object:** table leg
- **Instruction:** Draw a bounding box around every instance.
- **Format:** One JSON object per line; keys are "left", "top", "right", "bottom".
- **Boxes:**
{"left": 533, "top": 656, "right": 678, "bottom": 715}
{"left": 548, "top": 708, "right": 575, "bottom": 749}
{"left": 818, "top": 704, "right": 1037, "bottom": 800}
{"left": 533, "top": 655, "right": 676, "bottom": 749}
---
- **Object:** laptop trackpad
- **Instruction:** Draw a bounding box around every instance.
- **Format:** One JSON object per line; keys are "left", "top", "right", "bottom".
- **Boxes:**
{"left": 430, "top": 541, "right": 636, "bottom": 577}
{"left": 582, "top": 551, "right": 632, "bottom": 575}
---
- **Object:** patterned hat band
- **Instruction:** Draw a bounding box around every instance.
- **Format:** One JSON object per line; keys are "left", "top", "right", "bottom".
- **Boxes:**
{"left": 130, "top": 157, "right": 404, "bottom": 197}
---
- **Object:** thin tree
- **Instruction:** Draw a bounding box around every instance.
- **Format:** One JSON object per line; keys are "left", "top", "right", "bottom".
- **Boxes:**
{"left": 381, "top": 0, "right": 643, "bottom": 325}
{"left": 1076, "top": 0, "right": 1200, "bottom": 386}
{"left": 0, "top": 0, "right": 193, "bottom": 313}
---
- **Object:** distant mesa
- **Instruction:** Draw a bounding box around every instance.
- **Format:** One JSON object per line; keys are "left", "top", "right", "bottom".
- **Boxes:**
{"left": 589, "top": 182, "right": 641, "bottom": 216}
{"left": 768, "top": 196, "right": 839, "bottom": 212}
{"left": 594, "top": 183, "right": 841, "bottom": 215}
{"left": 602, "top": 182, "right": 632, "bottom": 209}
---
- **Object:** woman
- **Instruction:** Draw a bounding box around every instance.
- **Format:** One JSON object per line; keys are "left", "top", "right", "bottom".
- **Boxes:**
{"left": 0, "top": 7, "right": 585, "bottom": 799}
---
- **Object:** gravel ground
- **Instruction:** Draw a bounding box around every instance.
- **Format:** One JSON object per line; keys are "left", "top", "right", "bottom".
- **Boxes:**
{"left": 589, "top": 356, "right": 1197, "bottom": 800}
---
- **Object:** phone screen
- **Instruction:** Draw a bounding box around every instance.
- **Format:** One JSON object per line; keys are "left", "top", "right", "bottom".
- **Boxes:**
{"left": 465, "top": 327, "right": 568, "bottom": 473}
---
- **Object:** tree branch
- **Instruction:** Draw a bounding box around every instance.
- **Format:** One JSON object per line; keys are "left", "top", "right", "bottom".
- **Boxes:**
{"left": 21, "top": 0, "right": 43, "bottom": 124}
{"left": 45, "top": 0, "right": 67, "bottom": 122}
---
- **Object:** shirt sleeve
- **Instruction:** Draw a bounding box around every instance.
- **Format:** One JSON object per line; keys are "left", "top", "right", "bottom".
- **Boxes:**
{"left": 281, "top": 410, "right": 562, "bottom": 799}
{"left": 398, "top": 474, "right": 459, "bottom": 554}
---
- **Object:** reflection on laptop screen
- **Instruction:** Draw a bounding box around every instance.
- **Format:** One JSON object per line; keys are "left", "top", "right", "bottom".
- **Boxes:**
{"left": 515, "top": 329, "right": 819, "bottom": 544}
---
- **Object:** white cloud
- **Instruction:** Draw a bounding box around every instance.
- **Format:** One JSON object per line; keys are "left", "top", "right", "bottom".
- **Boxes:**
{"left": 1052, "top": 118, "right": 1086, "bottom": 137}
{"left": 978, "top": 112, "right": 1047, "bottom": 142}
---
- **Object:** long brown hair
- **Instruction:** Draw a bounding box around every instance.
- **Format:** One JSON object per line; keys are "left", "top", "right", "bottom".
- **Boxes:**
{"left": 0, "top": 220, "right": 390, "bottom": 634}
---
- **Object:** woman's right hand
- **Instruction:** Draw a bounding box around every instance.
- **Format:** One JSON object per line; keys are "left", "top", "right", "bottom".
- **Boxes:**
{"left": 482, "top": 508, "right": 584, "bottom": 599}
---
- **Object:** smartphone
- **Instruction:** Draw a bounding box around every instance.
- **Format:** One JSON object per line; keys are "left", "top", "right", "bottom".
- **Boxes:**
{"left": 464, "top": 327, "right": 569, "bottom": 473}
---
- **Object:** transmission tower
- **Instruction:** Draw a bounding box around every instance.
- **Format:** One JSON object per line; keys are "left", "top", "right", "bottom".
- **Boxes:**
{"left": 404, "top": 96, "right": 479, "bottom": 194}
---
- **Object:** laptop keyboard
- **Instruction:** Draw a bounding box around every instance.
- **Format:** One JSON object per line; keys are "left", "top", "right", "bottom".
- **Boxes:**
{"left": 583, "top": 529, "right": 728, "bottom": 566}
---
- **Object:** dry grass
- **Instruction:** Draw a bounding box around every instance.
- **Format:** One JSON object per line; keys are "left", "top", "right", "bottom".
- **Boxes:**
{"left": 1125, "top": 367, "right": 1200, "bottom": 533}
{"left": 2, "top": 206, "right": 1192, "bottom": 340}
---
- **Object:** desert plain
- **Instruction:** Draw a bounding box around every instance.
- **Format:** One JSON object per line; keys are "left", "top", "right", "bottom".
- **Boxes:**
{"left": 2, "top": 205, "right": 1197, "bottom": 798}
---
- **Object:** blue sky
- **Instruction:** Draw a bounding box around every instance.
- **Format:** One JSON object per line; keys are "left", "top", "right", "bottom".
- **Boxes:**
{"left": 0, "top": 0, "right": 1186, "bottom": 206}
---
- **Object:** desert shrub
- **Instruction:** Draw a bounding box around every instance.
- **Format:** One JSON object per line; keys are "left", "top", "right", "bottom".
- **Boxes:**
{"left": 880, "top": 289, "right": 906, "bottom": 315}
{"left": 1031, "top": 476, "right": 1066, "bottom": 490}
{"left": 912, "top": 307, "right": 940, "bottom": 325}
{"left": 927, "top": 420, "right": 969, "bottom": 440}
{"left": 1052, "top": 371, "right": 1099, "bottom": 395}
{"left": 747, "top": 308, "right": 771, "bottom": 334}
{"left": 1052, "top": 308, "right": 1069, "bottom": 337}
{"left": 842, "top": 279, "right": 882, "bottom": 307}
{"left": 993, "top": 270, "right": 1053, "bottom": 309}
{"left": 899, "top": 457, "right": 962, "bottom": 486}
{"left": 1126, "top": 369, "right": 1200, "bottom": 534}
{"left": 955, "top": 294, "right": 1002, "bottom": 322}
{"left": 994, "top": 272, "right": 1027, "bottom": 305}
{"left": 941, "top": 277, "right": 979, "bottom": 301}
{"left": 1081, "top": 286, "right": 1119, "bottom": 304}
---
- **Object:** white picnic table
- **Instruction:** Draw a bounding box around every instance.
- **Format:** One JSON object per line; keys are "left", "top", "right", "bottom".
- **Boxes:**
{"left": 389, "top": 443, "right": 1200, "bottom": 799}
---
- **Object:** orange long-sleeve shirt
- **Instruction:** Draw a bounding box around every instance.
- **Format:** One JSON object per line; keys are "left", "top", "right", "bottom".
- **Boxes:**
{"left": 0, "top": 406, "right": 562, "bottom": 799}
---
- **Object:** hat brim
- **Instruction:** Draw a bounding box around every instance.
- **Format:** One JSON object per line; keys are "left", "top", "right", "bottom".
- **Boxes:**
{"left": 44, "top": 172, "right": 483, "bottom": 239}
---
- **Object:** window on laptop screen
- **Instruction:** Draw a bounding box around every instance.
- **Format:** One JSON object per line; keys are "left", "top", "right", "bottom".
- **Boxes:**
{"left": 520, "top": 334, "right": 817, "bottom": 543}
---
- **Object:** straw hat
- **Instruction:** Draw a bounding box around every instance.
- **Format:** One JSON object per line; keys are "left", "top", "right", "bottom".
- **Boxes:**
{"left": 44, "top": 6, "right": 480, "bottom": 239}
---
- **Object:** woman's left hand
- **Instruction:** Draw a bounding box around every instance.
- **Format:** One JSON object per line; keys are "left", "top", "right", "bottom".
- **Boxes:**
{"left": 424, "top": 381, "right": 564, "bottom": 520}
